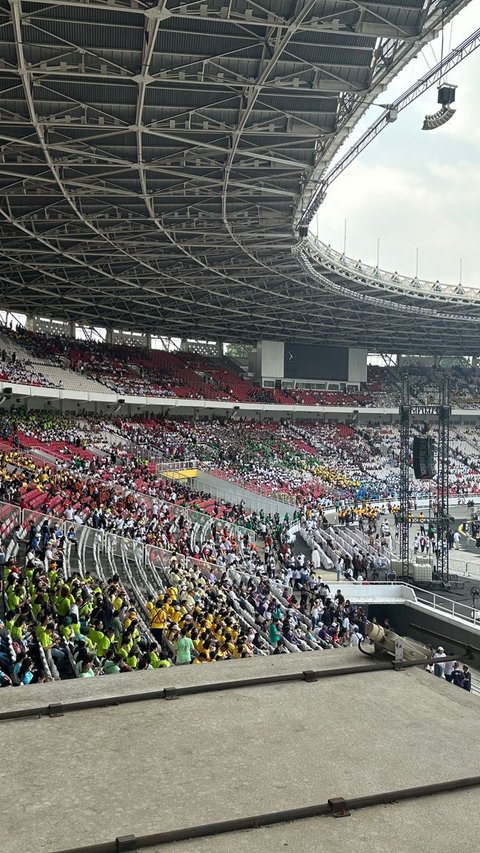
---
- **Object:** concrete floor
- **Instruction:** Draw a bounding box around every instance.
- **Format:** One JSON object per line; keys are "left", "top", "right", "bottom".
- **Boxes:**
{"left": 142, "top": 788, "right": 480, "bottom": 853}
{"left": 3, "top": 649, "right": 479, "bottom": 853}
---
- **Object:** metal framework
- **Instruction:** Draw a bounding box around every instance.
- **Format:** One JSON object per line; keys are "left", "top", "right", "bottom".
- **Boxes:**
{"left": 436, "top": 378, "right": 450, "bottom": 582}
{"left": 399, "top": 376, "right": 410, "bottom": 578}
{"left": 0, "top": 0, "right": 476, "bottom": 352}
{"left": 299, "top": 26, "right": 480, "bottom": 221}
{"left": 399, "top": 377, "right": 450, "bottom": 582}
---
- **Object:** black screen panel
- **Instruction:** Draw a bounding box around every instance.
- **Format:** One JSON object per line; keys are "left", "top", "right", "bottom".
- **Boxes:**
{"left": 284, "top": 343, "right": 349, "bottom": 380}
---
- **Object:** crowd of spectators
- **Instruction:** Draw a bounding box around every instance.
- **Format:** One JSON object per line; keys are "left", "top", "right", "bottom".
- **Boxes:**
{"left": 0, "top": 346, "right": 58, "bottom": 389}
{"left": 0, "top": 526, "right": 168, "bottom": 683}
{"left": 5, "top": 324, "right": 480, "bottom": 408}
{"left": 3, "top": 410, "right": 480, "bottom": 511}
{"left": 3, "top": 404, "right": 479, "bottom": 688}
{"left": 0, "top": 501, "right": 376, "bottom": 685}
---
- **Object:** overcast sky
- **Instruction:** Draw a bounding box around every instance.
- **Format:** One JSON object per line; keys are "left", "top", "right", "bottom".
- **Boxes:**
{"left": 314, "top": 1, "right": 480, "bottom": 287}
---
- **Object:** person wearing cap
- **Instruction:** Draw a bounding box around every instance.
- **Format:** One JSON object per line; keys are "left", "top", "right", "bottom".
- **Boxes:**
{"left": 60, "top": 616, "right": 75, "bottom": 643}
{"left": 433, "top": 647, "right": 445, "bottom": 678}
{"left": 452, "top": 662, "right": 464, "bottom": 688}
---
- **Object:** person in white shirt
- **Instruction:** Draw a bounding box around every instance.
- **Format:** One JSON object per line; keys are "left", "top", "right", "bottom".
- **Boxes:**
{"left": 350, "top": 626, "right": 363, "bottom": 648}
{"left": 433, "top": 646, "right": 445, "bottom": 678}
{"left": 444, "top": 658, "right": 455, "bottom": 682}
{"left": 453, "top": 530, "right": 461, "bottom": 550}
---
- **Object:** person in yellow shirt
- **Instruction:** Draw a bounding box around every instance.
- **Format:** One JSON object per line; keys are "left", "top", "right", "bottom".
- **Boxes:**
{"left": 112, "top": 594, "right": 124, "bottom": 612}
{"left": 149, "top": 599, "right": 168, "bottom": 643}
{"left": 123, "top": 608, "right": 138, "bottom": 630}
{"left": 145, "top": 595, "right": 155, "bottom": 618}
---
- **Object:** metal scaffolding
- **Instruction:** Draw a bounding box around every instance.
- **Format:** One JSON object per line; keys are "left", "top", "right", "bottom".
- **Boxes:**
{"left": 399, "top": 376, "right": 411, "bottom": 577}
{"left": 399, "top": 375, "right": 451, "bottom": 582}
{"left": 436, "top": 379, "right": 450, "bottom": 582}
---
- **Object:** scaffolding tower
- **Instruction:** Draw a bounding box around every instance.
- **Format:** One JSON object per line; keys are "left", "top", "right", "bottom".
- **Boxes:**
{"left": 398, "top": 374, "right": 450, "bottom": 582}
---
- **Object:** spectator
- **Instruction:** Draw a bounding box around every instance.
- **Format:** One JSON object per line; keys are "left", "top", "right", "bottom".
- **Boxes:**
{"left": 175, "top": 626, "right": 196, "bottom": 665}
{"left": 462, "top": 665, "right": 472, "bottom": 692}
{"left": 451, "top": 662, "right": 464, "bottom": 687}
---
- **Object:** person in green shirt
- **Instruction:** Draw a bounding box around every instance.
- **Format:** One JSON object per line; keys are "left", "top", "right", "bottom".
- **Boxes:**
{"left": 78, "top": 660, "right": 95, "bottom": 678}
{"left": 157, "top": 651, "right": 172, "bottom": 668}
{"left": 175, "top": 626, "right": 196, "bottom": 665}
{"left": 55, "top": 586, "right": 74, "bottom": 618}
{"left": 7, "top": 583, "right": 25, "bottom": 611}
{"left": 110, "top": 610, "right": 123, "bottom": 641}
{"left": 102, "top": 650, "right": 122, "bottom": 675}
{"left": 148, "top": 643, "right": 172, "bottom": 669}
{"left": 11, "top": 615, "right": 28, "bottom": 642}
{"left": 126, "top": 644, "right": 140, "bottom": 669}
{"left": 88, "top": 621, "right": 110, "bottom": 657}
{"left": 36, "top": 620, "right": 54, "bottom": 650}
{"left": 269, "top": 620, "right": 282, "bottom": 648}
{"left": 60, "top": 617, "right": 75, "bottom": 643}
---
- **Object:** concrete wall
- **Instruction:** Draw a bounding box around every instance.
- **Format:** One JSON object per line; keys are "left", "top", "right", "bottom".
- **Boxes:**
{"left": 367, "top": 602, "right": 480, "bottom": 666}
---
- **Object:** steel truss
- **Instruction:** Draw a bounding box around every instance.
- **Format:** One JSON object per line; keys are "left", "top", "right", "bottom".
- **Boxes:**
{"left": 0, "top": 0, "right": 475, "bottom": 348}
{"left": 398, "top": 376, "right": 450, "bottom": 582}
{"left": 399, "top": 377, "right": 411, "bottom": 578}
{"left": 299, "top": 26, "right": 480, "bottom": 223}
{"left": 436, "top": 379, "right": 450, "bottom": 583}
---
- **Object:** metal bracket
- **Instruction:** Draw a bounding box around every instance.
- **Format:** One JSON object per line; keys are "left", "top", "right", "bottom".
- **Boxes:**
{"left": 328, "top": 797, "right": 351, "bottom": 818}
{"left": 48, "top": 703, "right": 64, "bottom": 717}
{"left": 303, "top": 670, "right": 318, "bottom": 682}
{"left": 116, "top": 836, "right": 137, "bottom": 852}
{"left": 163, "top": 687, "right": 179, "bottom": 700}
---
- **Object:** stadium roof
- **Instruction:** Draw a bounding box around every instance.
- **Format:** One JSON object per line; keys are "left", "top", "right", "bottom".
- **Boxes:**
{"left": 0, "top": 0, "right": 478, "bottom": 354}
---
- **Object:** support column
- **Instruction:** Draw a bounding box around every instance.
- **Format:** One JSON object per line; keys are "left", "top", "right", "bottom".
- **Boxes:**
{"left": 25, "top": 315, "right": 34, "bottom": 331}
{"left": 105, "top": 327, "right": 113, "bottom": 345}
{"left": 68, "top": 320, "right": 76, "bottom": 340}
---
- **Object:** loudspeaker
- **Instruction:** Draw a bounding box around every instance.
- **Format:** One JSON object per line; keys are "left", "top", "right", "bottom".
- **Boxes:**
{"left": 413, "top": 436, "right": 435, "bottom": 480}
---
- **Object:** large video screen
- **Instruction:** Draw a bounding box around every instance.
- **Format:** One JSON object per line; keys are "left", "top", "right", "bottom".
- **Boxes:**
{"left": 283, "top": 343, "right": 349, "bottom": 380}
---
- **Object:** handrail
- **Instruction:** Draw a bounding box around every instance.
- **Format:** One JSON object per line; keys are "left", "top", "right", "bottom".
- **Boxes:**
{"left": 50, "top": 773, "right": 480, "bottom": 853}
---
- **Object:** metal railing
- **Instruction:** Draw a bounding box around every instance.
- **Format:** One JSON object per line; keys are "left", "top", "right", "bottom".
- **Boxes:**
{"left": 5, "top": 489, "right": 480, "bottom": 629}
{"left": 156, "top": 459, "right": 199, "bottom": 472}
{"left": 136, "top": 488, "right": 255, "bottom": 546}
